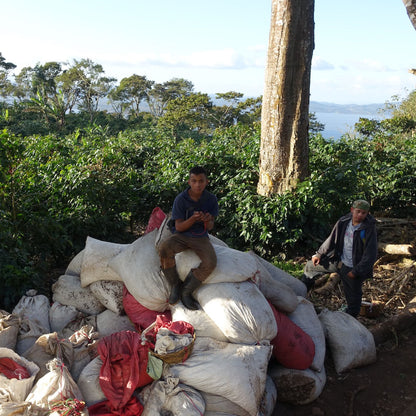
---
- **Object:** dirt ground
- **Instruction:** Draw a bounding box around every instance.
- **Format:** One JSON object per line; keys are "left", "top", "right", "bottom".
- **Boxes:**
{"left": 272, "top": 217, "right": 416, "bottom": 416}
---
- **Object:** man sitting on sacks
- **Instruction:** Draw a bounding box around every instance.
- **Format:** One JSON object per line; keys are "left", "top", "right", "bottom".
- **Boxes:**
{"left": 158, "top": 166, "right": 219, "bottom": 310}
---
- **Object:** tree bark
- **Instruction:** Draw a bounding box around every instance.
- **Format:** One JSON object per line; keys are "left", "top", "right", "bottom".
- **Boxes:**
{"left": 403, "top": 0, "right": 416, "bottom": 31}
{"left": 258, "top": 0, "right": 314, "bottom": 196}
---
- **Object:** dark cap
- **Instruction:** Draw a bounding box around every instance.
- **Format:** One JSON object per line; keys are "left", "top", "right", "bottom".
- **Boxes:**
{"left": 352, "top": 199, "right": 370, "bottom": 211}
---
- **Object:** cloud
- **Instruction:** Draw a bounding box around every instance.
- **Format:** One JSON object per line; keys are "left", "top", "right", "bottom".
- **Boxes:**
{"left": 103, "top": 48, "right": 265, "bottom": 72}
{"left": 312, "top": 56, "right": 334, "bottom": 70}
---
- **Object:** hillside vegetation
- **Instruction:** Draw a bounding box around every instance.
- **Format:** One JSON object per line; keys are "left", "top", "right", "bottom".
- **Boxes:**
{"left": 1, "top": 59, "right": 416, "bottom": 310}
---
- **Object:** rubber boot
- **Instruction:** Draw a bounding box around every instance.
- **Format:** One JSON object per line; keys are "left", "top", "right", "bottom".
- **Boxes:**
{"left": 181, "top": 271, "right": 202, "bottom": 310}
{"left": 162, "top": 266, "right": 182, "bottom": 305}
{"left": 300, "top": 274, "right": 315, "bottom": 292}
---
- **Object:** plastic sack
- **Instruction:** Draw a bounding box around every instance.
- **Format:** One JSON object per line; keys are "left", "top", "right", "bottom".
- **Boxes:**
{"left": 49, "top": 302, "right": 79, "bottom": 334}
{"left": 269, "top": 363, "right": 327, "bottom": 405}
{"left": 77, "top": 356, "right": 106, "bottom": 407}
{"left": 0, "top": 310, "right": 20, "bottom": 350}
{"left": 97, "top": 331, "right": 153, "bottom": 412}
{"left": 52, "top": 274, "right": 105, "bottom": 315}
{"left": 197, "top": 281, "right": 277, "bottom": 344}
{"left": 167, "top": 337, "right": 272, "bottom": 416}
{"left": 253, "top": 253, "right": 307, "bottom": 297}
{"left": 109, "top": 231, "right": 170, "bottom": 312}
{"left": 175, "top": 245, "right": 258, "bottom": 284}
{"left": 122, "top": 286, "right": 172, "bottom": 332}
{"left": 171, "top": 303, "right": 228, "bottom": 342}
{"left": 0, "top": 348, "right": 39, "bottom": 403}
{"left": 249, "top": 251, "right": 299, "bottom": 313}
{"left": 270, "top": 303, "right": 315, "bottom": 370}
{"left": 22, "top": 332, "right": 74, "bottom": 382}
{"left": 68, "top": 325, "right": 99, "bottom": 382}
{"left": 90, "top": 280, "right": 125, "bottom": 315}
{"left": 318, "top": 308, "right": 377, "bottom": 373}
{"left": 26, "top": 358, "right": 87, "bottom": 415}
{"left": 80, "top": 237, "right": 128, "bottom": 287}
{"left": 140, "top": 377, "right": 205, "bottom": 416}
{"left": 12, "top": 290, "right": 51, "bottom": 334}
{"left": 287, "top": 296, "right": 326, "bottom": 371}
{"left": 96, "top": 309, "right": 136, "bottom": 338}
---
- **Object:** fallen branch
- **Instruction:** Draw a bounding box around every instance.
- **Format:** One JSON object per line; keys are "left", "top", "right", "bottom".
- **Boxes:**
{"left": 378, "top": 243, "right": 416, "bottom": 256}
{"left": 370, "top": 295, "right": 416, "bottom": 345}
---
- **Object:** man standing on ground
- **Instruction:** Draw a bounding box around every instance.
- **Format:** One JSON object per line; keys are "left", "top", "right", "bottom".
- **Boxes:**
{"left": 301, "top": 200, "right": 378, "bottom": 318}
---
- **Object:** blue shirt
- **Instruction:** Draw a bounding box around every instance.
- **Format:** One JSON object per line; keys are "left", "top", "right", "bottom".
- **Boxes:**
{"left": 171, "top": 187, "right": 219, "bottom": 237}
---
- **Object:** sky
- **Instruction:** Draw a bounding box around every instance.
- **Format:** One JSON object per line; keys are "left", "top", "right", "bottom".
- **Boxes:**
{"left": 2, "top": 0, "right": 416, "bottom": 105}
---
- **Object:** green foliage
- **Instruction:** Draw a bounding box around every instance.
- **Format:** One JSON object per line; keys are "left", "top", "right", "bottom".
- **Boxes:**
{"left": 2, "top": 91, "right": 416, "bottom": 309}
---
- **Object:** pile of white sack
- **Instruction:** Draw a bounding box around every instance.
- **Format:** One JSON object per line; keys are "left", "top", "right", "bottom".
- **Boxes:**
{"left": 0, "top": 214, "right": 378, "bottom": 416}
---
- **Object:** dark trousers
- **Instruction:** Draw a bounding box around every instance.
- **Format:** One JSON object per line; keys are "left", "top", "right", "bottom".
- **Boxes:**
{"left": 302, "top": 258, "right": 364, "bottom": 318}
{"left": 158, "top": 234, "right": 217, "bottom": 282}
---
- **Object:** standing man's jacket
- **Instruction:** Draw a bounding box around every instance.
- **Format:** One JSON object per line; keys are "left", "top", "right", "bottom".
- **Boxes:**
{"left": 315, "top": 213, "right": 378, "bottom": 279}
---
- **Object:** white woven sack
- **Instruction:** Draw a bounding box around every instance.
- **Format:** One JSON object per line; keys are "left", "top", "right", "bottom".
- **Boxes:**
{"left": 197, "top": 281, "right": 277, "bottom": 344}
{"left": 167, "top": 337, "right": 272, "bottom": 416}
{"left": 170, "top": 303, "right": 229, "bottom": 342}
{"left": 141, "top": 377, "right": 205, "bottom": 416}
{"left": 202, "top": 392, "right": 251, "bottom": 416}
{"left": 68, "top": 325, "right": 99, "bottom": 382}
{"left": 13, "top": 290, "right": 51, "bottom": 333}
{"left": 80, "top": 237, "right": 128, "bottom": 287}
{"left": 0, "top": 311, "right": 20, "bottom": 350}
{"left": 109, "top": 230, "right": 170, "bottom": 312}
{"left": 65, "top": 249, "right": 84, "bottom": 277}
{"left": 96, "top": 309, "right": 135, "bottom": 338}
{"left": 26, "top": 358, "right": 87, "bottom": 414}
{"left": 249, "top": 252, "right": 299, "bottom": 313}
{"left": 0, "top": 347, "right": 40, "bottom": 403}
{"left": 77, "top": 356, "right": 106, "bottom": 406}
{"left": 258, "top": 375, "right": 278, "bottom": 416}
{"left": 89, "top": 280, "right": 124, "bottom": 314}
{"left": 52, "top": 274, "right": 105, "bottom": 315}
{"left": 49, "top": 302, "right": 79, "bottom": 333}
{"left": 269, "top": 363, "right": 327, "bottom": 405}
{"left": 0, "top": 401, "right": 30, "bottom": 415}
{"left": 175, "top": 245, "right": 258, "bottom": 284}
{"left": 15, "top": 319, "right": 46, "bottom": 356}
{"left": 252, "top": 252, "right": 307, "bottom": 297}
{"left": 318, "top": 309, "right": 377, "bottom": 373}
{"left": 288, "top": 296, "right": 326, "bottom": 371}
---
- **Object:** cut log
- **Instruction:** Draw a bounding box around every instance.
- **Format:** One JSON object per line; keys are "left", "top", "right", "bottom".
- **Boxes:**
{"left": 370, "top": 295, "right": 416, "bottom": 345}
{"left": 378, "top": 243, "right": 416, "bottom": 256}
{"left": 314, "top": 273, "right": 341, "bottom": 296}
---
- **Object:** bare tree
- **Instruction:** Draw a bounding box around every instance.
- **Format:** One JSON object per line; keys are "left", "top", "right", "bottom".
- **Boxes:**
{"left": 257, "top": 0, "right": 314, "bottom": 196}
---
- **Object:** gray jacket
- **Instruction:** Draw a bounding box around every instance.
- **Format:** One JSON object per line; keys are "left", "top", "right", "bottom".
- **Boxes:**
{"left": 315, "top": 212, "right": 378, "bottom": 279}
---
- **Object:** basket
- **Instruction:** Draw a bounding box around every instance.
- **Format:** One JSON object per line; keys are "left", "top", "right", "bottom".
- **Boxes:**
{"left": 151, "top": 332, "right": 196, "bottom": 364}
{"left": 141, "top": 321, "right": 196, "bottom": 365}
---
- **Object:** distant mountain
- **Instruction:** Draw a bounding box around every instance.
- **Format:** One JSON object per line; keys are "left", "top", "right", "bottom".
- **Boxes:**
{"left": 309, "top": 101, "right": 385, "bottom": 115}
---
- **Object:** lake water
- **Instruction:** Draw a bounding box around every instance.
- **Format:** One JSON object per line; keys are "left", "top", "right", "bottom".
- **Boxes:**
{"left": 315, "top": 112, "right": 382, "bottom": 140}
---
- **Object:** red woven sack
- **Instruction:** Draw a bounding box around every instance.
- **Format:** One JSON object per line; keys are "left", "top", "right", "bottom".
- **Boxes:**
{"left": 97, "top": 331, "right": 153, "bottom": 412}
{"left": 0, "top": 357, "right": 30, "bottom": 379}
{"left": 122, "top": 285, "right": 172, "bottom": 332}
{"left": 270, "top": 303, "right": 315, "bottom": 370}
{"left": 144, "top": 207, "right": 166, "bottom": 234}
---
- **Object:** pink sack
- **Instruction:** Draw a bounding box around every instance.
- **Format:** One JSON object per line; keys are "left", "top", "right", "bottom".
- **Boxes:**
{"left": 270, "top": 303, "right": 315, "bottom": 370}
{"left": 144, "top": 207, "right": 166, "bottom": 234}
{"left": 122, "top": 285, "right": 172, "bottom": 332}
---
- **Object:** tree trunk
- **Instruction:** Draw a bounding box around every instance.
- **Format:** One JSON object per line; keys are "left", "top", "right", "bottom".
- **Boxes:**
{"left": 403, "top": 0, "right": 416, "bottom": 30}
{"left": 258, "top": 0, "right": 314, "bottom": 196}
